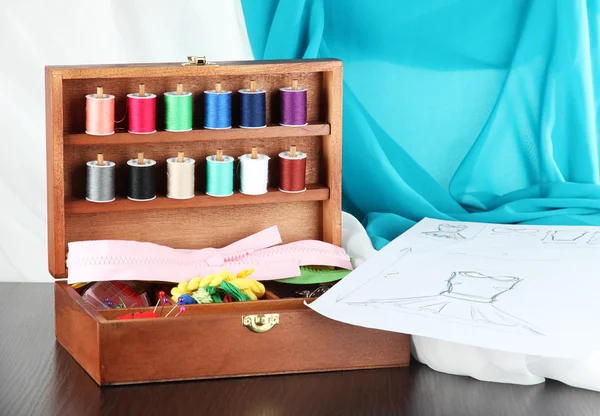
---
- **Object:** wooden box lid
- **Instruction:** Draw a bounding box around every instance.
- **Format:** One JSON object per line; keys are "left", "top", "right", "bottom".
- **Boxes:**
{"left": 46, "top": 58, "right": 343, "bottom": 279}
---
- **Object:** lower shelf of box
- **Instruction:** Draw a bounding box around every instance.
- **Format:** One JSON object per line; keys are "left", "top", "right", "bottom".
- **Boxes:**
{"left": 61, "top": 281, "right": 313, "bottom": 322}
{"left": 65, "top": 184, "right": 329, "bottom": 214}
{"left": 62, "top": 282, "right": 312, "bottom": 323}
{"left": 97, "top": 296, "right": 316, "bottom": 321}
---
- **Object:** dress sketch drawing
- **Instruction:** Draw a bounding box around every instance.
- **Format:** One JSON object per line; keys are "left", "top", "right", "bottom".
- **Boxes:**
{"left": 422, "top": 224, "right": 468, "bottom": 240}
{"left": 542, "top": 230, "right": 589, "bottom": 243}
{"left": 589, "top": 232, "right": 600, "bottom": 245}
{"left": 346, "top": 271, "right": 542, "bottom": 335}
{"left": 492, "top": 227, "right": 538, "bottom": 236}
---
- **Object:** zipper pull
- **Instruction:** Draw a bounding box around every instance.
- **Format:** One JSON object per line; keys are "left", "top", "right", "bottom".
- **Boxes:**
{"left": 218, "top": 226, "right": 282, "bottom": 257}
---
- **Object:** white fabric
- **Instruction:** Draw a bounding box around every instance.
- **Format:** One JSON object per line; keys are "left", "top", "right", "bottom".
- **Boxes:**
{"left": 0, "top": 0, "right": 253, "bottom": 281}
{"left": 340, "top": 211, "right": 600, "bottom": 391}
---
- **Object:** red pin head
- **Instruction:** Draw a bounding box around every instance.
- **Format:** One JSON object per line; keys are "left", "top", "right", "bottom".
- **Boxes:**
{"left": 153, "top": 290, "right": 166, "bottom": 314}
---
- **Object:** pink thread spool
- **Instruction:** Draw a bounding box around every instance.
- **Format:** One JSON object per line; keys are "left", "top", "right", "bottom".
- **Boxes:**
{"left": 127, "top": 84, "right": 156, "bottom": 134}
{"left": 86, "top": 87, "right": 115, "bottom": 136}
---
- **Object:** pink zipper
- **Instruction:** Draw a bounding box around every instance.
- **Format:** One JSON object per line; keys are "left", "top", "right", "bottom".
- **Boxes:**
{"left": 66, "top": 226, "right": 352, "bottom": 284}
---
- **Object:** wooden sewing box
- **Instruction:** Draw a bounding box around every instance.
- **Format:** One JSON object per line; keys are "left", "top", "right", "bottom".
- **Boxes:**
{"left": 46, "top": 57, "right": 410, "bottom": 385}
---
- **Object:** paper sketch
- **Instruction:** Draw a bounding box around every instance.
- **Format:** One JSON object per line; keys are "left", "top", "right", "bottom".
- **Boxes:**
{"left": 421, "top": 223, "right": 477, "bottom": 240}
{"left": 542, "top": 230, "right": 589, "bottom": 244}
{"left": 491, "top": 227, "right": 539, "bottom": 236}
{"left": 336, "top": 248, "right": 412, "bottom": 303}
{"left": 309, "top": 218, "right": 600, "bottom": 357}
{"left": 588, "top": 232, "right": 600, "bottom": 245}
{"left": 344, "top": 271, "right": 542, "bottom": 335}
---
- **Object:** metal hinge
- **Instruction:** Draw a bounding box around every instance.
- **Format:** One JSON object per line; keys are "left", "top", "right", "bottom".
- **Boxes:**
{"left": 183, "top": 56, "right": 217, "bottom": 66}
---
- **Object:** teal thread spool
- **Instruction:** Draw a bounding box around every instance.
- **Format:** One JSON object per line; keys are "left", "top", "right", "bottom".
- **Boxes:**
{"left": 164, "top": 84, "right": 193, "bottom": 132}
{"left": 206, "top": 150, "right": 234, "bottom": 197}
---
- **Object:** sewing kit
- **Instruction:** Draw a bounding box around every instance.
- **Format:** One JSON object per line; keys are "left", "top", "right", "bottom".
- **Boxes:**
{"left": 46, "top": 57, "right": 410, "bottom": 385}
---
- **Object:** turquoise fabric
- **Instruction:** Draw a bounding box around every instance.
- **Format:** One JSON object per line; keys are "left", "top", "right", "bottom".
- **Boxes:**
{"left": 243, "top": 0, "right": 600, "bottom": 248}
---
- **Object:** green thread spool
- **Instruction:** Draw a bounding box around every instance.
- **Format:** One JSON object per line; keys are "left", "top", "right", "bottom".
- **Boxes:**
{"left": 206, "top": 152, "right": 234, "bottom": 197}
{"left": 164, "top": 90, "right": 193, "bottom": 132}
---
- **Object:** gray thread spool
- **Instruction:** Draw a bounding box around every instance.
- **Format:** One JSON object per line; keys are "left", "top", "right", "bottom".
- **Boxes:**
{"left": 86, "top": 157, "right": 115, "bottom": 203}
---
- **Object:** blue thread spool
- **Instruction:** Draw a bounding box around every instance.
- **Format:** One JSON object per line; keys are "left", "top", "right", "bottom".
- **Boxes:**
{"left": 204, "top": 82, "right": 232, "bottom": 129}
{"left": 206, "top": 150, "right": 234, "bottom": 197}
{"left": 239, "top": 80, "right": 266, "bottom": 128}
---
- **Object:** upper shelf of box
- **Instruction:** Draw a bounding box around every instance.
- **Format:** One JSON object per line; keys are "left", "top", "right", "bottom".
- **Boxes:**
{"left": 46, "top": 58, "right": 342, "bottom": 79}
{"left": 64, "top": 123, "right": 331, "bottom": 146}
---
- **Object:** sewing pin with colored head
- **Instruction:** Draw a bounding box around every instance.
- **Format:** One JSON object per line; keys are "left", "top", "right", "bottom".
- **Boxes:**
{"left": 153, "top": 291, "right": 165, "bottom": 314}
{"left": 164, "top": 303, "right": 179, "bottom": 318}
{"left": 159, "top": 297, "right": 168, "bottom": 316}
{"left": 174, "top": 306, "right": 186, "bottom": 317}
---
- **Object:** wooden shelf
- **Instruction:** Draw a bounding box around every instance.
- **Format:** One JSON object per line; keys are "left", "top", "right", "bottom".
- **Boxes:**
{"left": 64, "top": 123, "right": 331, "bottom": 146}
{"left": 65, "top": 184, "right": 330, "bottom": 214}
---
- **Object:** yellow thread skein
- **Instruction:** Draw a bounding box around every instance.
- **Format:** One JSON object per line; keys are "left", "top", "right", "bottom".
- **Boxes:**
{"left": 171, "top": 268, "right": 264, "bottom": 301}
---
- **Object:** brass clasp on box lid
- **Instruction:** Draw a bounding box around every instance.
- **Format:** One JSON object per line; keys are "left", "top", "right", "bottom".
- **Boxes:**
{"left": 242, "top": 314, "right": 279, "bottom": 333}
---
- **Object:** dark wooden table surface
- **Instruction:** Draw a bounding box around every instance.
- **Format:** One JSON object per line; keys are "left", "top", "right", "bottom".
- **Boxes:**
{"left": 1, "top": 283, "right": 599, "bottom": 416}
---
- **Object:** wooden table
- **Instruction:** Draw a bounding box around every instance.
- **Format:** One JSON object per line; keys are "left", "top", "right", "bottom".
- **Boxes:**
{"left": 1, "top": 283, "right": 599, "bottom": 416}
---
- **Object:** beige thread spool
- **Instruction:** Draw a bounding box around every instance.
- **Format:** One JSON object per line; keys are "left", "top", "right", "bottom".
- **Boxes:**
{"left": 166, "top": 152, "right": 195, "bottom": 199}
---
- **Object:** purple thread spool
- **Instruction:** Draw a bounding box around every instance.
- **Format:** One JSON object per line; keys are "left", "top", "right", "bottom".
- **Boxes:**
{"left": 279, "top": 82, "right": 307, "bottom": 126}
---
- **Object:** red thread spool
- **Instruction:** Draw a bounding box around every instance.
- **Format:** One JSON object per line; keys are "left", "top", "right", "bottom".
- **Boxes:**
{"left": 279, "top": 148, "right": 307, "bottom": 193}
{"left": 127, "top": 86, "right": 156, "bottom": 134}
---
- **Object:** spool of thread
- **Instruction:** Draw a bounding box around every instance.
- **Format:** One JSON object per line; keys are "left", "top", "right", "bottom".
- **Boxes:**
{"left": 165, "top": 84, "right": 193, "bottom": 132}
{"left": 128, "top": 84, "right": 157, "bottom": 134}
{"left": 167, "top": 152, "right": 195, "bottom": 199}
{"left": 239, "top": 148, "right": 270, "bottom": 195}
{"left": 280, "top": 80, "right": 307, "bottom": 126}
{"left": 128, "top": 153, "right": 156, "bottom": 201}
{"left": 86, "top": 154, "right": 115, "bottom": 203}
{"left": 204, "top": 83, "right": 232, "bottom": 129}
{"left": 206, "top": 150, "right": 234, "bottom": 197}
{"left": 279, "top": 146, "right": 307, "bottom": 193}
{"left": 86, "top": 87, "right": 115, "bottom": 136}
{"left": 239, "top": 80, "right": 266, "bottom": 129}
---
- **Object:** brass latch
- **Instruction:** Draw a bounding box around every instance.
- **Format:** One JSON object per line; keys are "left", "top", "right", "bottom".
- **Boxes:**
{"left": 242, "top": 314, "right": 279, "bottom": 333}
{"left": 183, "top": 56, "right": 217, "bottom": 66}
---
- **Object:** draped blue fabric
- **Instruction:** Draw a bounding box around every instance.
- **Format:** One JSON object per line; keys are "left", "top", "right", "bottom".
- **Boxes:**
{"left": 242, "top": 0, "right": 600, "bottom": 248}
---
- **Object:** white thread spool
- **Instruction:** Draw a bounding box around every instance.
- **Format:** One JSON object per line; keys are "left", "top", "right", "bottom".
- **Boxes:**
{"left": 167, "top": 153, "right": 195, "bottom": 199}
{"left": 239, "top": 152, "right": 270, "bottom": 195}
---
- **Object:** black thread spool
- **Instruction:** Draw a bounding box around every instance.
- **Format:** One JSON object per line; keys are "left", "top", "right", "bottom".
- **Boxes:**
{"left": 128, "top": 152, "right": 156, "bottom": 201}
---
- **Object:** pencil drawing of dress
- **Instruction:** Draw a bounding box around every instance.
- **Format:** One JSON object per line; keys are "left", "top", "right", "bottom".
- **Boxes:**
{"left": 542, "top": 230, "right": 589, "bottom": 243}
{"left": 422, "top": 224, "right": 467, "bottom": 240}
{"left": 354, "top": 271, "right": 541, "bottom": 334}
